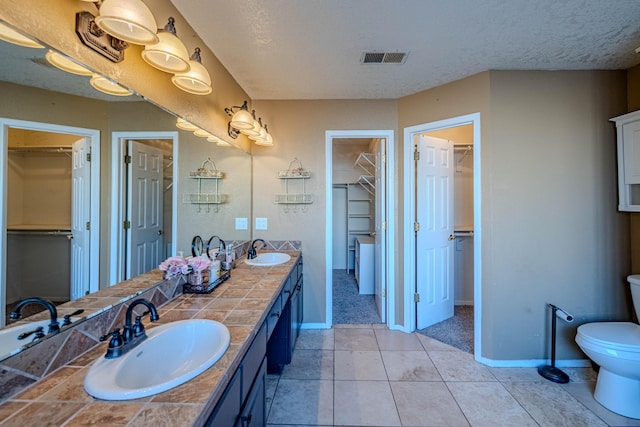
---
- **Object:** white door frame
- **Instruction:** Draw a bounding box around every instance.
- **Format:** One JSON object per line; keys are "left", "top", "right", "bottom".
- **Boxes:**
{"left": 109, "top": 131, "right": 179, "bottom": 285}
{"left": 403, "top": 113, "right": 482, "bottom": 361}
{"left": 0, "top": 118, "right": 100, "bottom": 326}
{"left": 325, "top": 130, "right": 395, "bottom": 329}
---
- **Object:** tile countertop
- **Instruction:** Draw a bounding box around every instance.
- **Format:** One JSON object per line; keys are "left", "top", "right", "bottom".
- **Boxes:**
{"left": 0, "top": 251, "right": 301, "bottom": 427}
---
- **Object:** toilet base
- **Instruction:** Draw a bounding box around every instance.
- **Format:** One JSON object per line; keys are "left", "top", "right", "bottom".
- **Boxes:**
{"left": 594, "top": 368, "right": 640, "bottom": 419}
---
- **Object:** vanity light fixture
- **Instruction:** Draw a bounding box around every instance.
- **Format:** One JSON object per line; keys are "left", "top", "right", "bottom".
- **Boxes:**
{"left": 176, "top": 117, "right": 199, "bottom": 132}
{"left": 171, "top": 48, "right": 212, "bottom": 95}
{"left": 193, "top": 127, "right": 213, "bottom": 138}
{"left": 224, "top": 101, "right": 273, "bottom": 146}
{"left": 46, "top": 51, "right": 93, "bottom": 76}
{"left": 94, "top": 0, "right": 158, "bottom": 45}
{"left": 206, "top": 135, "right": 232, "bottom": 147}
{"left": 0, "top": 22, "right": 44, "bottom": 48}
{"left": 141, "top": 17, "right": 190, "bottom": 73}
{"left": 224, "top": 101, "right": 254, "bottom": 130}
{"left": 90, "top": 74, "right": 132, "bottom": 96}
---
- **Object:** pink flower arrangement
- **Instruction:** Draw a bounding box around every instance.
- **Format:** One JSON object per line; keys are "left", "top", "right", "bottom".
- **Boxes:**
{"left": 159, "top": 255, "right": 212, "bottom": 278}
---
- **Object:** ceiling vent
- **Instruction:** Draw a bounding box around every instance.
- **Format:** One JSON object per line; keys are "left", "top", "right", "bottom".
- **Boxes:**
{"left": 361, "top": 51, "right": 408, "bottom": 64}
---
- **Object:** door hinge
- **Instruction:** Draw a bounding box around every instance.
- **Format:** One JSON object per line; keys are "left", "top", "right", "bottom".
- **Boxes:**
{"left": 414, "top": 221, "right": 420, "bottom": 232}
{"left": 382, "top": 288, "right": 386, "bottom": 298}
{"left": 382, "top": 154, "right": 386, "bottom": 164}
{"left": 86, "top": 152, "right": 91, "bottom": 162}
{"left": 414, "top": 293, "right": 420, "bottom": 303}
{"left": 124, "top": 154, "right": 132, "bottom": 164}
{"left": 381, "top": 221, "right": 386, "bottom": 230}
{"left": 85, "top": 221, "right": 90, "bottom": 231}
{"left": 123, "top": 220, "right": 131, "bottom": 230}
{"left": 414, "top": 150, "right": 420, "bottom": 161}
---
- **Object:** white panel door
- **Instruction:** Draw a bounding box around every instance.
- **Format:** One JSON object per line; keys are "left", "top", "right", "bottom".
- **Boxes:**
{"left": 71, "top": 138, "right": 90, "bottom": 300}
{"left": 374, "top": 138, "right": 386, "bottom": 323}
{"left": 127, "top": 141, "right": 163, "bottom": 278}
{"left": 416, "top": 135, "right": 454, "bottom": 329}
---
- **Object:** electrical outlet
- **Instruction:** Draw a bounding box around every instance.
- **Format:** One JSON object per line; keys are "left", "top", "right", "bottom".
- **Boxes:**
{"left": 235, "top": 217, "right": 248, "bottom": 230}
{"left": 255, "top": 217, "right": 268, "bottom": 230}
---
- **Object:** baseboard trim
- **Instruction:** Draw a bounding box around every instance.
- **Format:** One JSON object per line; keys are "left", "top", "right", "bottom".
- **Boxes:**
{"left": 301, "top": 322, "right": 331, "bottom": 330}
{"left": 477, "top": 357, "right": 592, "bottom": 368}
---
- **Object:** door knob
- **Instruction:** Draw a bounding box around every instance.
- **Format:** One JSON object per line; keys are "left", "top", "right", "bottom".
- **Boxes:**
{"left": 448, "top": 234, "right": 455, "bottom": 241}
{"left": 158, "top": 230, "right": 163, "bottom": 235}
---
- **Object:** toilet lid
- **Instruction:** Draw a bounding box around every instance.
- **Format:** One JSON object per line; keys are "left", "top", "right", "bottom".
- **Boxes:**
{"left": 577, "top": 322, "right": 640, "bottom": 351}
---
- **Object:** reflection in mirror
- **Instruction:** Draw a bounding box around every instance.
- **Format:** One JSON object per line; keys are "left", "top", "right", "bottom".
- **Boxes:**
{"left": 0, "top": 23, "right": 251, "bottom": 360}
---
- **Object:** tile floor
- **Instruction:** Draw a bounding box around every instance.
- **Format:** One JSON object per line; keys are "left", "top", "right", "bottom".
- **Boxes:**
{"left": 266, "top": 325, "right": 640, "bottom": 427}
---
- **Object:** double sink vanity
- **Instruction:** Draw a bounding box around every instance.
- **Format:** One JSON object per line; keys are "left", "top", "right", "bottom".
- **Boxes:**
{"left": 0, "top": 248, "right": 303, "bottom": 426}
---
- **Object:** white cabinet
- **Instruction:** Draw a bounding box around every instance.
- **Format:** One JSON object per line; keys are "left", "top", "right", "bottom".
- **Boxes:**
{"left": 611, "top": 110, "right": 640, "bottom": 212}
{"left": 355, "top": 236, "right": 374, "bottom": 294}
{"left": 347, "top": 184, "right": 372, "bottom": 272}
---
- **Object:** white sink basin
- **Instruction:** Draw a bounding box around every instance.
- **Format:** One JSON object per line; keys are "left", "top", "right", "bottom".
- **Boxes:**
{"left": 84, "top": 319, "right": 230, "bottom": 400}
{"left": 0, "top": 318, "right": 80, "bottom": 359}
{"left": 245, "top": 252, "right": 291, "bottom": 266}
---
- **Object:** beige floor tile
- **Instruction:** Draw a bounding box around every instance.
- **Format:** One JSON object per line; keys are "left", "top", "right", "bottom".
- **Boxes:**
{"left": 267, "top": 379, "right": 333, "bottom": 425}
{"left": 333, "top": 324, "right": 374, "bottom": 329}
{"left": 429, "top": 350, "right": 496, "bottom": 382}
{"left": 281, "top": 349, "right": 334, "bottom": 380}
{"left": 502, "top": 380, "right": 607, "bottom": 426}
{"left": 265, "top": 374, "right": 279, "bottom": 419}
{"left": 334, "top": 350, "right": 387, "bottom": 380}
{"left": 381, "top": 350, "right": 442, "bottom": 381}
{"left": 334, "top": 327, "right": 378, "bottom": 351}
{"left": 334, "top": 380, "right": 401, "bottom": 426}
{"left": 295, "top": 329, "right": 334, "bottom": 350}
{"left": 390, "top": 381, "right": 470, "bottom": 426}
{"left": 415, "top": 333, "right": 463, "bottom": 352}
{"left": 375, "top": 329, "right": 424, "bottom": 351}
{"left": 562, "top": 381, "right": 640, "bottom": 426}
{"left": 489, "top": 367, "right": 542, "bottom": 382}
{"left": 447, "top": 382, "right": 538, "bottom": 427}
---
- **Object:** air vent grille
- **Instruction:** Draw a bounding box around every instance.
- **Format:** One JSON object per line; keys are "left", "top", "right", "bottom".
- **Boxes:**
{"left": 361, "top": 51, "right": 408, "bottom": 64}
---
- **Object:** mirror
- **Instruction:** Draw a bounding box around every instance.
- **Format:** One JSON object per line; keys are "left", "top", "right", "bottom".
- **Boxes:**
{"left": 0, "top": 25, "right": 252, "bottom": 360}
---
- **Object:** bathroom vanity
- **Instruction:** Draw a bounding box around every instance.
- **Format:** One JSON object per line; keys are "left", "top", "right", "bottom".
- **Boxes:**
{"left": 0, "top": 250, "right": 303, "bottom": 427}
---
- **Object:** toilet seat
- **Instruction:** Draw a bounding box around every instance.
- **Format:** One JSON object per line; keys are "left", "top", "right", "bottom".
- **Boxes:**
{"left": 577, "top": 322, "right": 640, "bottom": 352}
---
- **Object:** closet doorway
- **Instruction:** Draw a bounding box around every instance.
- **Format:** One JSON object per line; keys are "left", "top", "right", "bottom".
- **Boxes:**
{"left": 325, "top": 130, "right": 395, "bottom": 328}
{"left": 403, "top": 113, "right": 482, "bottom": 359}
{"left": 109, "top": 132, "right": 177, "bottom": 284}
{"left": 0, "top": 119, "right": 100, "bottom": 326}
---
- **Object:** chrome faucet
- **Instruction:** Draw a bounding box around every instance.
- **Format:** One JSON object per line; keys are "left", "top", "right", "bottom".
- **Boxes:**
{"left": 99, "top": 298, "right": 159, "bottom": 359}
{"left": 247, "top": 239, "right": 266, "bottom": 259}
{"left": 9, "top": 297, "right": 60, "bottom": 335}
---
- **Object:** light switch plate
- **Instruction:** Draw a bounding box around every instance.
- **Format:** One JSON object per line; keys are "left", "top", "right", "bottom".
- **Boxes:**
{"left": 235, "top": 217, "right": 248, "bottom": 230}
{"left": 255, "top": 217, "right": 268, "bottom": 230}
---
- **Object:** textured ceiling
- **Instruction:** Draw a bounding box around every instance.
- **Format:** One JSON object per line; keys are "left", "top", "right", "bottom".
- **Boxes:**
{"left": 170, "top": 0, "right": 640, "bottom": 100}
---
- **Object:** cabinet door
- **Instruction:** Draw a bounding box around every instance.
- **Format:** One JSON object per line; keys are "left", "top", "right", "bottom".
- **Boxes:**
{"left": 623, "top": 120, "right": 640, "bottom": 184}
{"left": 205, "top": 368, "right": 241, "bottom": 427}
{"left": 236, "top": 358, "right": 266, "bottom": 427}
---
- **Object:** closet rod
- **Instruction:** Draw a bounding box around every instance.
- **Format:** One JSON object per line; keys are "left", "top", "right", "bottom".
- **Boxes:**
{"left": 8, "top": 146, "right": 72, "bottom": 153}
{"left": 7, "top": 229, "right": 72, "bottom": 237}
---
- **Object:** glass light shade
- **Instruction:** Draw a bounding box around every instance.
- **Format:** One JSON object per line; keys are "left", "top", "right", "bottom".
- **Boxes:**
{"left": 193, "top": 128, "right": 212, "bottom": 138}
{"left": 46, "top": 51, "right": 92, "bottom": 76}
{"left": 142, "top": 30, "right": 190, "bottom": 73}
{"left": 172, "top": 60, "right": 212, "bottom": 95}
{"left": 90, "top": 74, "right": 132, "bottom": 96}
{"left": 254, "top": 135, "right": 273, "bottom": 146}
{"left": 176, "top": 118, "right": 199, "bottom": 131}
{"left": 95, "top": 0, "right": 159, "bottom": 45}
{"left": 230, "top": 109, "right": 254, "bottom": 130}
{"left": 0, "top": 22, "right": 44, "bottom": 48}
{"left": 216, "top": 140, "right": 232, "bottom": 147}
{"left": 241, "top": 119, "right": 261, "bottom": 137}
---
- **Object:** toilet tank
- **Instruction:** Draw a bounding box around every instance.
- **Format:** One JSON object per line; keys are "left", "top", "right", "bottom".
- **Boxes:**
{"left": 627, "top": 275, "right": 640, "bottom": 319}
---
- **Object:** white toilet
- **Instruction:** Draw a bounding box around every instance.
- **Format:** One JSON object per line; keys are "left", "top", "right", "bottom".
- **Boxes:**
{"left": 575, "top": 275, "right": 640, "bottom": 419}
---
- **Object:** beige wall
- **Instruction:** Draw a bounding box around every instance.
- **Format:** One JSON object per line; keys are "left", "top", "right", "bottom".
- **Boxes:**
{"left": 398, "top": 70, "right": 629, "bottom": 361}
{"left": 627, "top": 65, "right": 640, "bottom": 274}
{"left": 251, "top": 99, "right": 397, "bottom": 324}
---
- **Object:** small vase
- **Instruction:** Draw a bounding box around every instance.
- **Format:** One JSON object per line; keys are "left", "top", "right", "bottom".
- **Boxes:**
{"left": 189, "top": 272, "right": 203, "bottom": 286}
